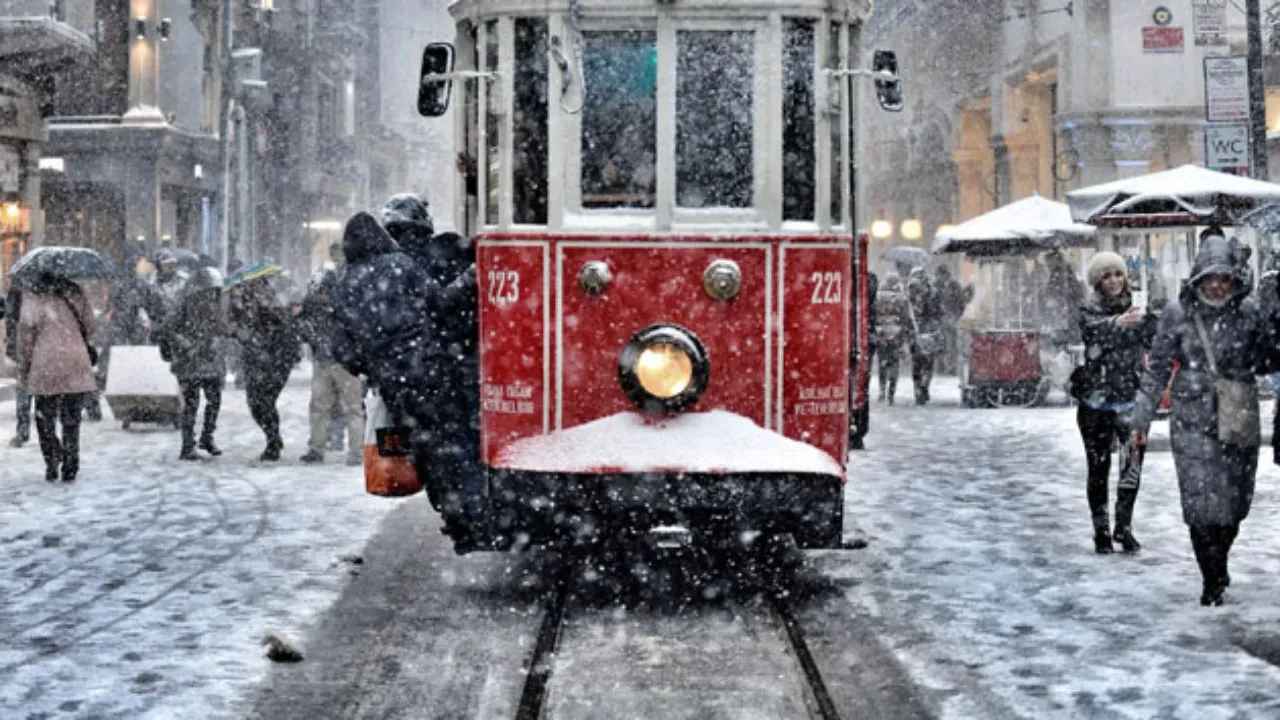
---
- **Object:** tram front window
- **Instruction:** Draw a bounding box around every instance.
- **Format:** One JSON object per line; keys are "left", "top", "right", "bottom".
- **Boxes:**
{"left": 582, "top": 30, "right": 658, "bottom": 209}
{"left": 677, "top": 30, "right": 754, "bottom": 210}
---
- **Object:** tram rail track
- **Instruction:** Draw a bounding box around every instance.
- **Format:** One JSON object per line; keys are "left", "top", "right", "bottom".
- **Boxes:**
{"left": 513, "top": 551, "right": 844, "bottom": 720}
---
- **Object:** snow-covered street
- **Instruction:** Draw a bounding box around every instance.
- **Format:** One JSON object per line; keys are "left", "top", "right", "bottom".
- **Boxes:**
{"left": 4, "top": 369, "right": 1280, "bottom": 718}
{"left": 0, "top": 367, "right": 399, "bottom": 719}
{"left": 841, "top": 378, "right": 1280, "bottom": 719}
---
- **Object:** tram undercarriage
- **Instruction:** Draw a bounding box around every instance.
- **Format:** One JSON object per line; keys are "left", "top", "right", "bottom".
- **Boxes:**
{"left": 484, "top": 468, "right": 845, "bottom": 551}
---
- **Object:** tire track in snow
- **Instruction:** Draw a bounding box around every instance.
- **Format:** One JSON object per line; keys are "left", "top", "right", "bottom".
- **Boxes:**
{"left": 3, "top": 462, "right": 234, "bottom": 638}
{"left": 9, "top": 459, "right": 169, "bottom": 598}
{"left": 0, "top": 468, "right": 271, "bottom": 671}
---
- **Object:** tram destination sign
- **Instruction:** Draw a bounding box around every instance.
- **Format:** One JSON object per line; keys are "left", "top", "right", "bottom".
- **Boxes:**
{"left": 1203, "top": 56, "right": 1249, "bottom": 122}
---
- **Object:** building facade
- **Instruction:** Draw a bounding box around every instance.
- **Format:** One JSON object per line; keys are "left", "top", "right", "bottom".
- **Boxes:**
{"left": 0, "top": 0, "right": 94, "bottom": 274}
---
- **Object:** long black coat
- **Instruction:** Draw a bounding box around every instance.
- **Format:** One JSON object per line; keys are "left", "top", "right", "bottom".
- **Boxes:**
{"left": 1132, "top": 238, "right": 1280, "bottom": 526}
{"left": 1077, "top": 292, "right": 1158, "bottom": 405}
{"left": 331, "top": 212, "right": 445, "bottom": 417}
{"left": 4, "top": 288, "right": 20, "bottom": 361}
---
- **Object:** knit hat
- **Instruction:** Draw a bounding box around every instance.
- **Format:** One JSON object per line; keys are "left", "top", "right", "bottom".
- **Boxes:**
{"left": 1086, "top": 252, "right": 1126, "bottom": 289}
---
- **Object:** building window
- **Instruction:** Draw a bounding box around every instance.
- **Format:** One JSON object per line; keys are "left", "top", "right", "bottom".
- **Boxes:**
{"left": 581, "top": 30, "right": 657, "bottom": 210}
{"left": 514, "top": 18, "right": 549, "bottom": 224}
{"left": 484, "top": 19, "right": 499, "bottom": 226}
{"left": 317, "top": 78, "right": 338, "bottom": 139}
{"left": 829, "top": 23, "right": 844, "bottom": 226}
{"left": 676, "top": 30, "right": 753, "bottom": 209}
{"left": 783, "top": 20, "right": 816, "bottom": 222}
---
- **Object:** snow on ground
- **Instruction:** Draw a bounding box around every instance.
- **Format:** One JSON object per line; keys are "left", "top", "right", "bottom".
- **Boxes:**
{"left": 0, "top": 365, "right": 400, "bottom": 719}
{"left": 842, "top": 375, "right": 1280, "bottom": 719}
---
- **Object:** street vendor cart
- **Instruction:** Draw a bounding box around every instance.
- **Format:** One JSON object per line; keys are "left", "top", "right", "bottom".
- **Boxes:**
{"left": 935, "top": 195, "right": 1096, "bottom": 408}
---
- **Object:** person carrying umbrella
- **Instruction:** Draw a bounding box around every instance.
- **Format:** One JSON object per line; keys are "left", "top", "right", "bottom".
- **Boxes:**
{"left": 16, "top": 273, "right": 98, "bottom": 482}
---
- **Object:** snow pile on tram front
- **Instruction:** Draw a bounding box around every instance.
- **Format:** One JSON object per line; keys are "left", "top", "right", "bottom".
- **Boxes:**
{"left": 496, "top": 410, "right": 844, "bottom": 476}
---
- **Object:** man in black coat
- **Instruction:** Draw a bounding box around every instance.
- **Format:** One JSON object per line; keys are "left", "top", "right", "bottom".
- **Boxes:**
{"left": 379, "top": 196, "right": 483, "bottom": 551}
{"left": 5, "top": 286, "right": 32, "bottom": 447}
{"left": 906, "top": 267, "right": 941, "bottom": 405}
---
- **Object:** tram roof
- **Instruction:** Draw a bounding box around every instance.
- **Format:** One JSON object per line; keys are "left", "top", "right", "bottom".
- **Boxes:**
{"left": 449, "top": 0, "right": 872, "bottom": 23}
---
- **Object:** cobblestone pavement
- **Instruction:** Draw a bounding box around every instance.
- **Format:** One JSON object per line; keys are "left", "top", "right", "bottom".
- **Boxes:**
{"left": 0, "top": 368, "right": 400, "bottom": 720}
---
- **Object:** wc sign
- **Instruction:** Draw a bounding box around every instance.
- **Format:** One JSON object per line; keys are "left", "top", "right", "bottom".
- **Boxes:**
{"left": 1204, "top": 122, "right": 1250, "bottom": 174}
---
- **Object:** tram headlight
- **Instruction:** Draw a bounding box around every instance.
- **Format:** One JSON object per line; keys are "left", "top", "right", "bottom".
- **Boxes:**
{"left": 618, "top": 324, "right": 710, "bottom": 414}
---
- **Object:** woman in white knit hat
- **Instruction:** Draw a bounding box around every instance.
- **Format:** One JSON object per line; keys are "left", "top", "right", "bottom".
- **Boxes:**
{"left": 1073, "top": 251, "right": 1158, "bottom": 554}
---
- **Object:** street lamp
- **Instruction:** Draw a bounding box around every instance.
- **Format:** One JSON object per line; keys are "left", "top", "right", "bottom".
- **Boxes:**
{"left": 870, "top": 219, "right": 893, "bottom": 240}
{"left": 900, "top": 219, "right": 923, "bottom": 242}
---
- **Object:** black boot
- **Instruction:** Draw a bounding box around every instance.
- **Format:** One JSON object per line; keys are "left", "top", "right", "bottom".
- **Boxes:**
{"left": 1092, "top": 509, "right": 1113, "bottom": 554}
{"left": 1200, "top": 583, "right": 1225, "bottom": 607}
{"left": 260, "top": 439, "right": 282, "bottom": 462}
{"left": 180, "top": 431, "right": 199, "bottom": 461}
{"left": 199, "top": 435, "right": 222, "bottom": 456}
{"left": 1113, "top": 527, "right": 1141, "bottom": 553}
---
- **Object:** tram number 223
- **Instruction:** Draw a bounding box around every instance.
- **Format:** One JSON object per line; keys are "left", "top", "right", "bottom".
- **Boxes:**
{"left": 486, "top": 270, "right": 520, "bottom": 305}
{"left": 809, "top": 271, "right": 842, "bottom": 305}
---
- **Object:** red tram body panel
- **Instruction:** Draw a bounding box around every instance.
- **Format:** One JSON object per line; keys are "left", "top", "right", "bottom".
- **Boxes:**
{"left": 477, "top": 233, "right": 852, "bottom": 472}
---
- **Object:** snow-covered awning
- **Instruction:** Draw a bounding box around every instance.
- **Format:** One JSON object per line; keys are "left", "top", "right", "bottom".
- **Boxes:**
{"left": 1067, "top": 164, "right": 1280, "bottom": 228}
{"left": 933, "top": 195, "right": 1095, "bottom": 257}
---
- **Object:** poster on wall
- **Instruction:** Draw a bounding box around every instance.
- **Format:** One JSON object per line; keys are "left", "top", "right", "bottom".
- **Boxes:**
{"left": 1192, "top": 0, "right": 1228, "bottom": 46}
{"left": 1204, "top": 56, "right": 1249, "bottom": 122}
{"left": 0, "top": 144, "right": 19, "bottom": 194}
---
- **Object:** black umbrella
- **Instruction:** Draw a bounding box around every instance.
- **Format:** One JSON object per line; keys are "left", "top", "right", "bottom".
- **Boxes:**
{"left": 8, "top": 246, "right": 116, "bottom": 290}
{"left": 168, "top": 248, "right": 203, "bottom": 272}
{"left": 881, "top": 245, "right": 930, "bottom": 268}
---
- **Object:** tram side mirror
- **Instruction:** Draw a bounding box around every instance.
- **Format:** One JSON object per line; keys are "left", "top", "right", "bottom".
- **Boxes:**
{"left": 418, "top": 43, "right": 455, "bottom": 118}
{"left": 873, "top": 50, "right": 903, "bottom": 113}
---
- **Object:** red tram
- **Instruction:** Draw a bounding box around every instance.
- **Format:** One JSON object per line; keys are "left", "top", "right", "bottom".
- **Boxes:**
{"left": 415, "top": 0, "right": 899, "bottom": 550}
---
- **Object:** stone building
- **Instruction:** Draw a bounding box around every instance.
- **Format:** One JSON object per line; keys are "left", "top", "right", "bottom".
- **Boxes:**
{"left": 0, "top": 0, "right": 94, "bottom": 275}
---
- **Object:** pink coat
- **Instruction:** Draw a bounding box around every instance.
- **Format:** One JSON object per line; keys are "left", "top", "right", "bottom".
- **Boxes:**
{"left": 17, "top": 291, "right": 97, "bottom": 397}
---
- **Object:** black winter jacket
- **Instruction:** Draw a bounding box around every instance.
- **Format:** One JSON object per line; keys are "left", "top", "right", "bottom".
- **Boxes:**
{"left": 4, "top": 288, "right": 20, "bottom": 361}
{"left": 1077, "top": 292, "right": 1158, "bottom": 405}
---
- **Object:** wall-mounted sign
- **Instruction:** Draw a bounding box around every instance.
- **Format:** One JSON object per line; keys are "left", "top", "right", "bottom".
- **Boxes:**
{"left": 1143, "top": 26, "right": 1185, "bottom": 53}
{"left": 1153, "top": 6, "right": 1174, "bottom": 25}
{"left": 1204, "top": 56, "right": 1249, "bottom": 122}
{"left": 1204, "top": 122, "right": 1251, "bottom": 175}
{"left": 1192, "top": 0, "right": 1228, "bottom": 46}
{"left": 0, "top": 144, "right": 19, "bottom": 194}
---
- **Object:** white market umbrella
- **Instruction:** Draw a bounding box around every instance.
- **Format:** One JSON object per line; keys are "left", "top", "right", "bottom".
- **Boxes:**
{"left": 1067, "top": 164, "right": 1280, "bottom": 227}
{"left": 933, "top": 195, "right": 1096, "bottom": 256}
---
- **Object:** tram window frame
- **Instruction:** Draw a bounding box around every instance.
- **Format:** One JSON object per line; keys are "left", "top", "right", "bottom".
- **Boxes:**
{"left": 675, "top": 28, "right": 756, "bottom": 213}
{"left": 828, "top": 21, "right": 846, "bottom": 229}
{"left": 577, "top": 28, "right": 659, "bottom": 213}
{"left": 513, "top": 17, "right": 549, "bottom": 226}
{"left": 482, "top": 19, "right": 501, "bottom": 228}
{"left": 782, "top": 19, "right": 816, "bottom": 223}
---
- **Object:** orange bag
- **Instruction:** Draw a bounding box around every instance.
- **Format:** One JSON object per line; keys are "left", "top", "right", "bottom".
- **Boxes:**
{"left": 363, "top": 390, "right": 422, "bottom": 497}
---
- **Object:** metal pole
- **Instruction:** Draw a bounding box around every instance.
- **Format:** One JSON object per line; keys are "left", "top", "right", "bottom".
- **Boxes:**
{"left": 1247, "top": 0, "right": 1269, "bottom": 179}
{"left": 215, "top": 0, "right": 234, "bottom": 270}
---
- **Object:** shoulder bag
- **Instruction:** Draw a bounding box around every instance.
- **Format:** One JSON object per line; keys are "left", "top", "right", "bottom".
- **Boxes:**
{"left": 59, "top": 295, "right": 99, "bottom": 368}
{"left": 907, "top": 297, "right": 941, "bottom": 356}
{"left": 1192, "top": 313, "right": 1260, "bottom": 447}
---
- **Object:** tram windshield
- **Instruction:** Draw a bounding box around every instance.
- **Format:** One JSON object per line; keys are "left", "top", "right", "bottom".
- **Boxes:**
{"left": 582, "top": 31, "right": 658, "bottom": 209}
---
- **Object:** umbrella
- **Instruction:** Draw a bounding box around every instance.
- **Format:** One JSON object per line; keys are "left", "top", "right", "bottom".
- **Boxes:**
{"left": 8, "top": 246, "right": 116, "bottom": 290}
{"left": 223, "top": 262, "right": 283, "bottom": 290}
{"left": 1067, "top": 164, "right": 1280, "bottom": 227}
{"left": 1239, "top": 203, "right": 1280, "bottom": 236}
{"left": 168, "top": 248, "right": 203, "bottom": 272}
{"left": 881, "top": 246, "right": 930, "bottom": 268}
{"left": 934, "top": 195, "right": 1096, "bottom": 256}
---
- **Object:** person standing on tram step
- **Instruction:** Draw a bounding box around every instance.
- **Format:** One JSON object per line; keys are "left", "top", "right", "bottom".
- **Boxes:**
{"left": 16, "top": 274, "right": 97, "bottom": 483}
{"left": 5, "top": 285, "right": 33, "bottom": 448}
{"left": 905, "top": 266, "right": 941, "bottom": 405}
{"left": 378, "top": 195, "right": 484, "bottom": 548}
{"left": 1130, "top": 235, "right": 1280, "bottom": 606}
{"left": 1074, "top": 252, "right": 1158, "bottom": 554}
{"left": 156, "top": 268, "right": 228, "bottom": 461}
{"left": 228, "top": 276, "right": 301, "bottom": 462}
